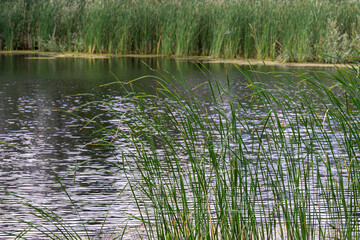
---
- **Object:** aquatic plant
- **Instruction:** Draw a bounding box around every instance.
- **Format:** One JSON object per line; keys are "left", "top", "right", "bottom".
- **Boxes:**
{"left": 1, "top": 0, "right": 360, "bottom": 62}
{"left": 92, "top": 61, "right": 360, "bottom": 239}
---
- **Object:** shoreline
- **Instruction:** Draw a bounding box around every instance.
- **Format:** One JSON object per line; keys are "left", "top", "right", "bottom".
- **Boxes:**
{"left": 0, "top": 50, "right": 346, "bottom": 68}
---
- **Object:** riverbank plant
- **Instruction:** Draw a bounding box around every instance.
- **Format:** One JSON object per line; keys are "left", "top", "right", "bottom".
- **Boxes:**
{"left": 1, "top": 0, "right": 360, "bottom": 62}
{"left": 91, "top": 60, "right": 360, "bottom": 239}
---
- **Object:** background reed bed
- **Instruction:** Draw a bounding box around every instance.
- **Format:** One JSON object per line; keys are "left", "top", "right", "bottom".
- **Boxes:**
{"left": 1, "top": 0, "right": 360, "bottom": 62}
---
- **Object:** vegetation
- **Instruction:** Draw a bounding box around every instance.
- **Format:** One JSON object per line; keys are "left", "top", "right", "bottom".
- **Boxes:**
{"left": 2, "top": 56, "right": 360, "bottom": 238}
{"left": 101, "top": 61, "right": 360, "bottom": 239}
{"left": 1, "top": 0, "right": 360, "bottom": 62}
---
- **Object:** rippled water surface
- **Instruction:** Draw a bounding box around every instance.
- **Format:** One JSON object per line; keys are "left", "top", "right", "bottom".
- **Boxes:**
{"left": 0, "top": 54, "right": 340, "bottom": 238}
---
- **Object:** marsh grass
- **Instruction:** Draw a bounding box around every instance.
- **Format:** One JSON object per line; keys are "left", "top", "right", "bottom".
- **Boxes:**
{"left": 95, "top": 61, "right": 360, "bottom": 239}
{"left": 2, "top": 0, "right": 360, "bottom": 62}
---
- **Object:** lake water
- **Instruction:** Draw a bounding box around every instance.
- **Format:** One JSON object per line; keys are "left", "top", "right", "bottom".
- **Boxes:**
{"left": 0, "top": 54, "right": 351, "bottom": 239}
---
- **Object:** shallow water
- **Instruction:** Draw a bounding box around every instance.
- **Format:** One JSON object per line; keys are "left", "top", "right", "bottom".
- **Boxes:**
{"left": 0, "top": 54, "right": 348, "bottom": 238}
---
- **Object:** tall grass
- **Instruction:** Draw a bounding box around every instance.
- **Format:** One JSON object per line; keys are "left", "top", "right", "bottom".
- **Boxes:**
{"left": 2, "top": 0, "right": 360, "bottom": 62}
{"left": 96, "top": 61, "right": 360, "bottom": 239}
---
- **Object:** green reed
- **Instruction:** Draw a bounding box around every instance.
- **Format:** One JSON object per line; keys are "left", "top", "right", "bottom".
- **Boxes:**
{"left": 2, "top": 0, "right": 360, "bottom": 62}
{"left": 94, "top": 61, "right": 360, "bottom": 239}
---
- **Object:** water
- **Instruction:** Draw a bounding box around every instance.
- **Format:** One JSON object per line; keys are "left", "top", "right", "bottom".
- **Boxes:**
{"left": 0, "top": 54, "right": 351, "bottom": 239}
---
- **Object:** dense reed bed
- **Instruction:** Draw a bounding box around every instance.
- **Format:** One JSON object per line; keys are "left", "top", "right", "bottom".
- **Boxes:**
{"left": 1, "top": 0, "right": 360, "bottom": 62}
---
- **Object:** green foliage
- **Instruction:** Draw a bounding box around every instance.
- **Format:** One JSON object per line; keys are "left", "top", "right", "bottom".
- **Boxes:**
{"left": 94, "top": 61, "right": 360, "bottom": 239}
{"left": 2, "top": 0, "right": 360, "bottom": 62}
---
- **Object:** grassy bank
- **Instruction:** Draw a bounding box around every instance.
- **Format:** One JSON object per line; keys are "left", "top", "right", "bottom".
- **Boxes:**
{"left": 1, "top": 0, "right": 360, "bottom": 63}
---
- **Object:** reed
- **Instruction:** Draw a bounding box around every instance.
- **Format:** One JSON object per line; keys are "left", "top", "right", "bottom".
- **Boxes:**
{"left": 90, "top": 61, "right": 359, "bottom": 239}
{"left": 2, "top": 0, "right": 360, "bottom": 62}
